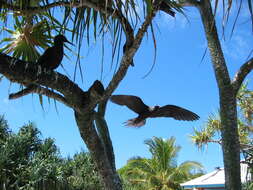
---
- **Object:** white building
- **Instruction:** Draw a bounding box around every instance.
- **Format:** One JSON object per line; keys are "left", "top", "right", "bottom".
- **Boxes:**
{"left": 180, "top": 163, "right": 250, "bottom": 190}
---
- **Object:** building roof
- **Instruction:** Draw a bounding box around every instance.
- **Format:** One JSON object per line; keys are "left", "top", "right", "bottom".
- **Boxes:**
{"left": 180, "top": 163, "right": 250, "bottom": 189}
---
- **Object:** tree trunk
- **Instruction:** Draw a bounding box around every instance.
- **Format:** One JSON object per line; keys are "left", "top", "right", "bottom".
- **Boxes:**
{"left": 219, "top": 88, "right": 241, "bottom": 190}
{"left": 74, "top": 111, "right": 122, "bottom": 190}
{"left": 198, "top": 0, "right": 241, "bottom": 189}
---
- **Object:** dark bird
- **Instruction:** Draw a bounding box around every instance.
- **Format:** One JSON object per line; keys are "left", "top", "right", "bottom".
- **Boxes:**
{"left": 37, "top": 34, "right": 72, "bottom": 70}
{"left": 9, "top": 35, "right": 72, "bottom": 99}
{"left": 110, "top": 95, "right": 200, "bottom": 127}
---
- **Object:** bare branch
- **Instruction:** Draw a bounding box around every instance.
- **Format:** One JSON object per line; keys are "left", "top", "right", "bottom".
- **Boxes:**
{"left": 9, "top": 84, "right": 71, "bottom": 107}
{"left": 104, "top": 9, "right": 158, "bottom": 99}
{"left": 232, "top": 57, "right": 253, "bottom": 93}
{"left": 0, "top": 53, "right": 86, "bottom": 113}
{"left": 9, "top": 85, "right": 37, "bottom": 99}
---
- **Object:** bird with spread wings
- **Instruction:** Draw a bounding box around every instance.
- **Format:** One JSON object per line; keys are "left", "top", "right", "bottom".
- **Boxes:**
{"left": 110, "top": 95, "right": 200, "bottom": 127}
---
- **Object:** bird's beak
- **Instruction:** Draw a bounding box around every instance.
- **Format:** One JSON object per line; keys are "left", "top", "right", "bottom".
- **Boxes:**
{"left": 65, "top": 39, "right": 74, "bottom": 46}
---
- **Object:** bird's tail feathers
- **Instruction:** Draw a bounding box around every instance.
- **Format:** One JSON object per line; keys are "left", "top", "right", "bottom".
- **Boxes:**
{"left": 123, "top": 118, "right": 146, "bottom": 128}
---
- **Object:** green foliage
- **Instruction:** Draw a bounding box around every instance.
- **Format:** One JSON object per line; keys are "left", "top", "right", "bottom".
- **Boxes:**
{"left": 237, "top": 83, "right": 253, "bottom": 126}
{"left": 191, "top": 83, "right": 253, "bottom": 149}
{"left": 118, "top": 137, "right": 203, "bottom": 190}
{"left": 65, "top": 152, "right": 102, "bottom": 190}
{"left": 0, "top": 116, "right": 102, "bottom": 190}
{"left": 0, "top": 115, "right": 10, "bottom": 141}
{"left": 0, "top": 17, "right": 53, "bottom": 62}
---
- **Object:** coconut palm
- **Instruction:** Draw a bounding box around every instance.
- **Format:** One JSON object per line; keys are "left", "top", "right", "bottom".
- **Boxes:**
{"left": 119, "top": 137, "right": 203, "bottom": 190}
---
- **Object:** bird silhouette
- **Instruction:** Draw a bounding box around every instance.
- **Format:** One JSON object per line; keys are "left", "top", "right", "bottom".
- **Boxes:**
{"left": 110, "top": 95, "right": 200, "bottom": 127}
{"left": 9, "top": 35, "right": 72, "bottom": 99}
{"left": 37, "top": 34, "right": 71, "bottom": 70}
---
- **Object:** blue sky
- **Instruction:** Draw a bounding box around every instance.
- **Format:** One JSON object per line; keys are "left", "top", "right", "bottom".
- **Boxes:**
{"left": 0, "top": 2, "right": 252, "bottom": 173}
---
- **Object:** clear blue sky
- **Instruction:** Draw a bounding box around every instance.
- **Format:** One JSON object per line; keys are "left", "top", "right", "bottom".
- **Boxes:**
{"left": 0, "top": 2, "right": 252, "bottom": 173}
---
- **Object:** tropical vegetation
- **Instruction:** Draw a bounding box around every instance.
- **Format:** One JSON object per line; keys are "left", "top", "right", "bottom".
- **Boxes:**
{"left": 0, "top": 115, "right": 102, "bottom": 190}
{"left": 119, "top": 137, "right": 204, "bottom": 190}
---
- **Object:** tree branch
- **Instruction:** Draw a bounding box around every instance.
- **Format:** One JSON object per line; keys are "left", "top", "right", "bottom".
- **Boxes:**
{"left": 232, "top": 57, "right": 253, "bottom": 93}
{"left": 103, "top": 8, "right": 158, "bottom": 99}
{"left": 74, "top": 110, "right": 122, "bottom": 190}
{"left": 0, "top": 53, "right": 86, "bottom": 113}
{"left": 9, "top": 84, "right": 71, "bottom": 107}
{"left": 95, "top": 101, "right": 116, "bottom": 171}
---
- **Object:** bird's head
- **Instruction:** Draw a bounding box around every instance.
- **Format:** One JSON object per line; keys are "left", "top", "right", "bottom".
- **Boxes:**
{"left": 54, "top": 35, "right": 73, "bottom": 45}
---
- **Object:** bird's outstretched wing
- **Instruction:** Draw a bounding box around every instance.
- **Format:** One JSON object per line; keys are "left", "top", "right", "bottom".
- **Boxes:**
{"left": 110, "top": 95, "right": 149, "bottom": 114}
{"left": 150, "top": 105, "right": 200, "bottom": 121}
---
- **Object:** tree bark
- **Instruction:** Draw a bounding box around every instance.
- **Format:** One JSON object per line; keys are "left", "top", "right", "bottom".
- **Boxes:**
{"left": 95, "top": 101, "right": 117, "bottom": 171}
{"left": 74, "top": 111, "right": 122, "bottom": 190}
{"left": 198, "top": 0, "right": 241, "bottom": 189}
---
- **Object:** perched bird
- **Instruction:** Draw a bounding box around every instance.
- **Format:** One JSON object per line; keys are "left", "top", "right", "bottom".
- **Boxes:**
{"left": 110, "top": 95, "right": 200, "bottom": 127}
{"left": 37, "top": 34, "right": 72, "bottom": 70}
{"left": 9, "top": 35, "right": 72, "bottom": 99}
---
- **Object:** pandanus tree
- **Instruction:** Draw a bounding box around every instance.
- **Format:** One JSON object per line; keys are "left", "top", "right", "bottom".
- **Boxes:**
{"left": 0, "top": 0, "right": 252, "bottom": 190}
{"left": 0, "top": 1, "right": 181, "bottom": 189}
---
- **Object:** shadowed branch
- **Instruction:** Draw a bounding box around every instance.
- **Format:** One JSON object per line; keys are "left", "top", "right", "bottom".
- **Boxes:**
{"left": 0, "top": 53, "right": 86, "bottom": 113}
{"left": 9, "top": 84, "right": 71, "bottom": 107}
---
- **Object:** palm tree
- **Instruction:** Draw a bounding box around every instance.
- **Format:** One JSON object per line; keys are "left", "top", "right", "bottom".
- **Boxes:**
{"left": 119, "top": 137, "right": 203, "bottom": 190}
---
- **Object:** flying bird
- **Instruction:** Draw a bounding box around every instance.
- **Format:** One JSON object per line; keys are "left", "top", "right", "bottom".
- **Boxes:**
{"left": 110, "top": 95, "right": 200, "bottom": 127}
{"left": 37, "top": 34, "right": 72, "bottom": 70}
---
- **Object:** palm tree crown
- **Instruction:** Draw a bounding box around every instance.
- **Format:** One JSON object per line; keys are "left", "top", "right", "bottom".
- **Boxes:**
{"left": 118, "top": 137, "right": 203, "bottom": 190}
